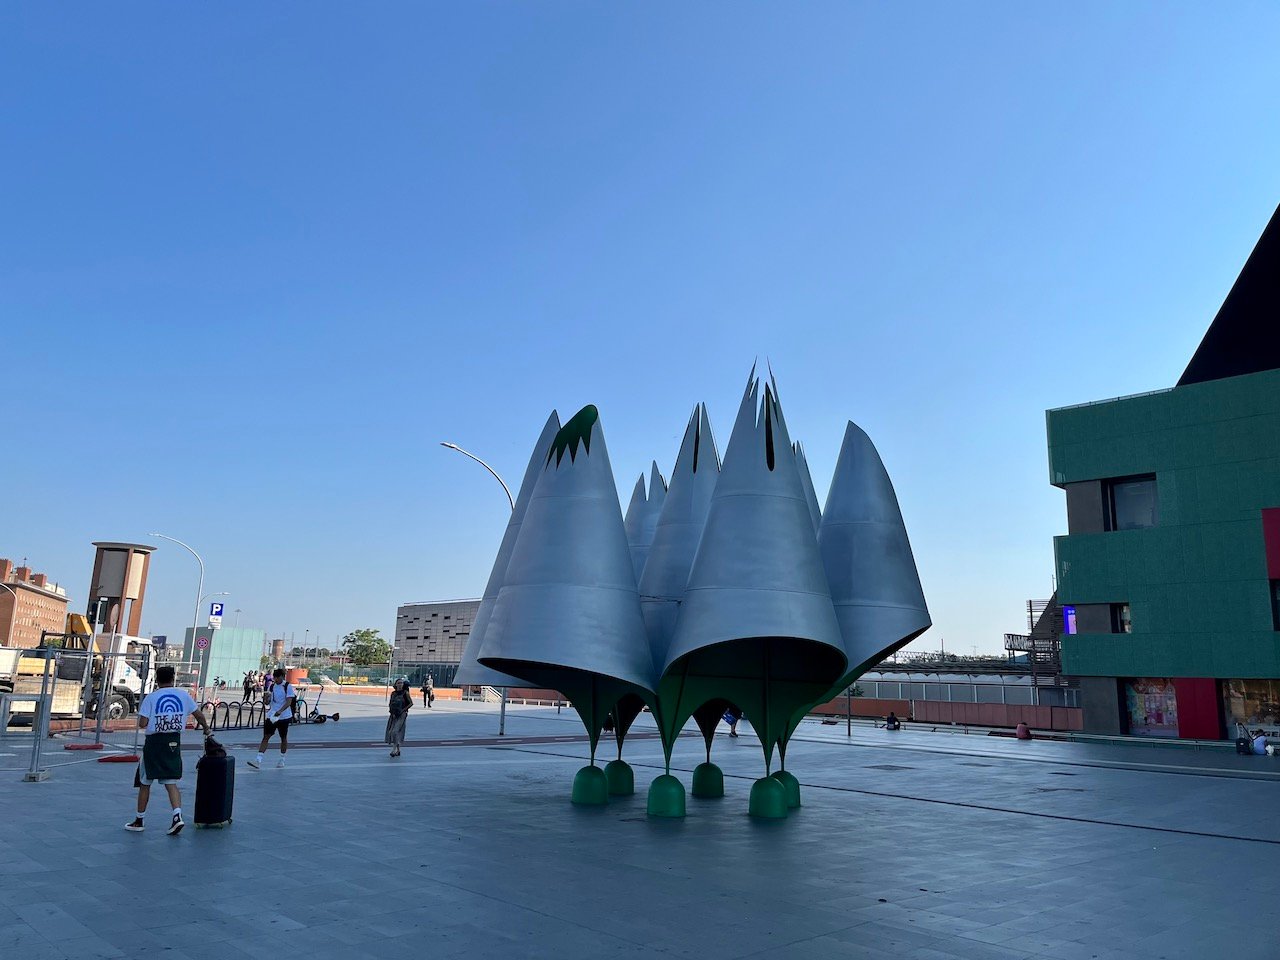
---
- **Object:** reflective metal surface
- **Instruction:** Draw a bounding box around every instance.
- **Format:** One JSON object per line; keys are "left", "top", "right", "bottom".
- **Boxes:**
{"left": 623, "top": 461, "right": 667, "bottom": 583}
{"left": 453, "top": 411, "right": 561, "bottom": 688}
{"left": 638, "top": 403, "right": 720, "bottom": 667}
{"left": 478, "top": 406, "right": 657, "bottom": 694}
{"left": 819, "top": 420, "right": 931, "bottom": 687}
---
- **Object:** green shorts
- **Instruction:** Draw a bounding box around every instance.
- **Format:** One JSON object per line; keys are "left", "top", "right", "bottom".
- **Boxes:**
{"left": 136, "top": 733, "right": 183, "bottom": 786}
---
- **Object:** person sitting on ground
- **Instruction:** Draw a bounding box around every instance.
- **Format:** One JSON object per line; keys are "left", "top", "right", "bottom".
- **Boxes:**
{"left": 1253, "top": 729, "right": 1269, "bottom": 756}
{"left": 885, "top": 711, "right": 901, "bottom": 731}
{"left": 1015, "top": 721, "right": 1033, "bottom": 740}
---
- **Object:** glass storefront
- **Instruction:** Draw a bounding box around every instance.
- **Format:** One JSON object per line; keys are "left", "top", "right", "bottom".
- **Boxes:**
{"left": 1222, "top": 679, "right": 1280, "bottom": 740}
{"left": 1124, "top": 677, "right": 1179, "bottom": 737}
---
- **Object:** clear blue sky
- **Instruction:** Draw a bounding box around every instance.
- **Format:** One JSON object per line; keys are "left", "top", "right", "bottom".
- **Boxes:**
{"left": 3, "top": 4, "right": 1279, "bottom": 654}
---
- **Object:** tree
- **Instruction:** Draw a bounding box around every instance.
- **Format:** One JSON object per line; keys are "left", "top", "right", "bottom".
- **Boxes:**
{"left": 342, "top": 628, "right": 392, "bottom": 667}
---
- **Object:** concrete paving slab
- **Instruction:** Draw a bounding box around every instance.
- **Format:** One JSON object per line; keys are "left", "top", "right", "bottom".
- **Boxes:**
{"left": 0, "top": 700, "right": 1277, "bottom": 960}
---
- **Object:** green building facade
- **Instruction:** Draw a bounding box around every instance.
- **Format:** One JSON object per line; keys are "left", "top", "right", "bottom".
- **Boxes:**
{"left": 1046, "top": 203, "right": 1280, "bottom": 740}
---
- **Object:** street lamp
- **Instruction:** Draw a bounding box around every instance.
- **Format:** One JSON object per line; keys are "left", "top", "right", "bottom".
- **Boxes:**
{"left": 149, "top": 533, "right": 206, "bottom": 694}
{"left": 439, "top": 443, "right": 515, "bottom": 510}
{"left": 441, "top": 440, "right": 515, "bottom": 734}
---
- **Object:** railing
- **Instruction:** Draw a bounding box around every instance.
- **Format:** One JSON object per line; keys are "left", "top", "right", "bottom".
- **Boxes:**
{"left": 480, "top": 686, "right": 503, "bottom": 704}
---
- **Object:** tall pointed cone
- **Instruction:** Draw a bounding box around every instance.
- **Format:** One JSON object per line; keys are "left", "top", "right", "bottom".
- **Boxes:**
{"left": 820, "top": 421, "right": 931, "bottom": 687}
{"left": 454, "top": 411, "right": 562, "bottom": 688}
{"left": 794, "top": 442, "right": 822, "bottom": 534}
{"left": 639, "top": 404, "right": 720, "bottom": 668}
{"left": 478, "top": 405, "right": 657, "bottom": 757}
{"left": 623, "top": 462, "right": 667, "bottom": 582}
{"left": 659, "top": 373, "right": 846, "bottom": 770}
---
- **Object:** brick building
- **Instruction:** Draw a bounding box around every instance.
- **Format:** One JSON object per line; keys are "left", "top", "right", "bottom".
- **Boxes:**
{"left": 0, "top": 558, "right": 70, "bottom": 648}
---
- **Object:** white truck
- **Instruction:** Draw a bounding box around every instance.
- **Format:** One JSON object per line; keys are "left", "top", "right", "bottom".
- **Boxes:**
{"left": 0, "top": 633, "right": 155, "bottom": 723}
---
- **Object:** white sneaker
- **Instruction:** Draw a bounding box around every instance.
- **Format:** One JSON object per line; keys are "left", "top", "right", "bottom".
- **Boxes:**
{"left": 276, "top": 758, "right": 286, "bottom": 768}
{"left": 124, "top": 818, "right": 145, "bottom": 832}
{"left": 247, "top": 757, "right": 261, "bottom": 769}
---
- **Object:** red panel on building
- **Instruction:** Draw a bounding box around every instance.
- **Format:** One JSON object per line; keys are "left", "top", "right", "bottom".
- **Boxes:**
{"left": 1173, "top": 678, "right": 1221, "bottom": 740}
{"left": 1262, "top": 508, "right": 1280, "bottom": 579}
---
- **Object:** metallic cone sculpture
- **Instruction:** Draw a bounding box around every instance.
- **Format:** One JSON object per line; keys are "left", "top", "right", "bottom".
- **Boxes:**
{"left": 477, "top": 405, "right": 657, "bottom": 806}
{"left": 455, "top": 412, "right": 563, "bottom": 690}
{"left": 451, "top": 368, "right": 927, "bottom": 820}
{"left": 661, "top": 372, "right": 847, "bottom": 818}
{"left": 637, "top": 404, "right": 721, "bottom": 814}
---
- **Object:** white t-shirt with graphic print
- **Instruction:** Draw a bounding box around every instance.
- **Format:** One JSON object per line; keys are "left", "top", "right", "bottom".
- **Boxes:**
{"left": 138, "top": 687, "right": 198, "bottom": 736}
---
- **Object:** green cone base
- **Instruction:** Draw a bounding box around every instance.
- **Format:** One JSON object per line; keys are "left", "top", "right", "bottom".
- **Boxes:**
{"left": 604, "top": 759, "right": 635, "bottom": 796}
{"left": 571, "top": 765, "right": 609, "bottom": 806}
{"left": 646, "top": 774, "right": 687, "bottom": 818}
{"left": 770, "top": 769, "right": 801, "bottom": 808}
{"left": 691, "top": 762, "right": 724, "bottom": 798}
{"left": 748, "top": 776, "right": 789, "bottom": 819}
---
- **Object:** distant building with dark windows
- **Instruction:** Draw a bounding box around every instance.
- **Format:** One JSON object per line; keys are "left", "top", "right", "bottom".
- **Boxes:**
{"left": 393, "top": 598, "right": 481, "bottom": 688}
{"left": 1047, "top": 202, "right": 1280, "bottom": 740}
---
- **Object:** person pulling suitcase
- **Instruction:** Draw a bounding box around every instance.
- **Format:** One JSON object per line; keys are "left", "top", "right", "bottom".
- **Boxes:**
{"left": 125, "top": 665, "right": 213, "bottom": 836}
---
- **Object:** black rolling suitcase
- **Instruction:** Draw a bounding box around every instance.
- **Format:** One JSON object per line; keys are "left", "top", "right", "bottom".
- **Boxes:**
{"left": 194, "top": 738, "right": 234, "bottom": 828}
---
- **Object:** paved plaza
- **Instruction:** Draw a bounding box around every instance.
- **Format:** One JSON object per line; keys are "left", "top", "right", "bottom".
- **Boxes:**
{"left": 1, "top": 694, "right": 1278, "bottom": 960}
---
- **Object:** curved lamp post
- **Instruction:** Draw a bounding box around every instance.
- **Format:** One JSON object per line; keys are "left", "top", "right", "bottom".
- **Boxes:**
{"left": 149, "top": 533, "right": 208, "bottom": 696}
{"left": 441, "top": 441, "right": 515, "bottom": 733}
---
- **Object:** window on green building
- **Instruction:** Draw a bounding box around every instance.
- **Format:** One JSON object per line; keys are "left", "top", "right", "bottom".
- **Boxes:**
{"left": 1271, "top": 582, "right": 1280, "bottom": 631}
{"left": 1110, "top": 603, "right": 1132, "bottom": 634}
{"left": 1105, "top": 475, "right": 1158, "bottom": 531}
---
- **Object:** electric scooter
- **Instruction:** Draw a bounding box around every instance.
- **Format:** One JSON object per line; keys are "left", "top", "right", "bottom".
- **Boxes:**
{"left": 306, "top": 684, "right": 340, "bottom": 724}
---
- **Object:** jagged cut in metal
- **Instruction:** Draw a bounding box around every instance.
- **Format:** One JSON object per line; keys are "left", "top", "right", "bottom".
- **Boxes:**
{"left": 547, "top": 404, "right": 599, "bottom": 466}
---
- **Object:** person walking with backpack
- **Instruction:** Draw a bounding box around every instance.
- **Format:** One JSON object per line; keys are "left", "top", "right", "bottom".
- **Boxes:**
{"left": 125, "top": 665, "right": 213, "bottom": 835}
{"left": 386, "top": 678, "right": 412, "bottom": 758}
{"left": 249, "top": 668, "right": 296, "bottom": 769}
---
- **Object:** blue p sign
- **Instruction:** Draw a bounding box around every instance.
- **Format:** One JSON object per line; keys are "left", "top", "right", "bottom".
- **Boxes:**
{"left": 210, "top": 602, "right": 225, "bottom": 617}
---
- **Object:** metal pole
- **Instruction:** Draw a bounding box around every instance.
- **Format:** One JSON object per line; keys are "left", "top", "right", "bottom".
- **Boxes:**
{"left": 847, "top": 685, "right": 852, "bottom": 737}
{"left": 130, "top": 648, "right": 150, "bottom": 756}
{"left": 440, "top": 440, "right": 516, "bottom": 734}
{"left": 24, "top": 646, "right": 54, "bottom": 781}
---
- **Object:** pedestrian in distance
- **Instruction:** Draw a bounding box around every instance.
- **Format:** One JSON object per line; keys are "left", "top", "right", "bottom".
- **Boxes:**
{"left": 125, "top": 665, "right": 213, "bottom": 836}
{"left": 249, "top": 668, "right": 296, "bottom": 769}
{"left": 723, "top": 705, "right": 743, "bottom": 738}
{"left": 885, "top": 711, "right": 901, "bottom": 731}
{"left": 387, "top": 678, "right": 412, "bottom": 758}
{"left": 420, "top": 677, "right": 430, "bottom": 709}
{"left": 242, "top": 672, "right": 253, "bottom": 703}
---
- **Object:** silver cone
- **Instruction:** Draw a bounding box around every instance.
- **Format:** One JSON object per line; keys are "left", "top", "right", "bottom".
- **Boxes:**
{"left": 819, "top": 420, "right": 931, "bottom": 688}
{"left": 478, "top": 405, "right": 657, "bottom": 756}
{"left": 638, "top": 403, "right": 720, "bottom": 669}
{"left": 623, "top": 462, "right": 667, "bottom": 583}
{"left": 661, "top": 373, "right": 846, "bottom": 769}
{"left": 454, "top": 411, "right": 562, "bottom": 688}
{"left": 794, "top": 441, "right": 822, "bottom": 534}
